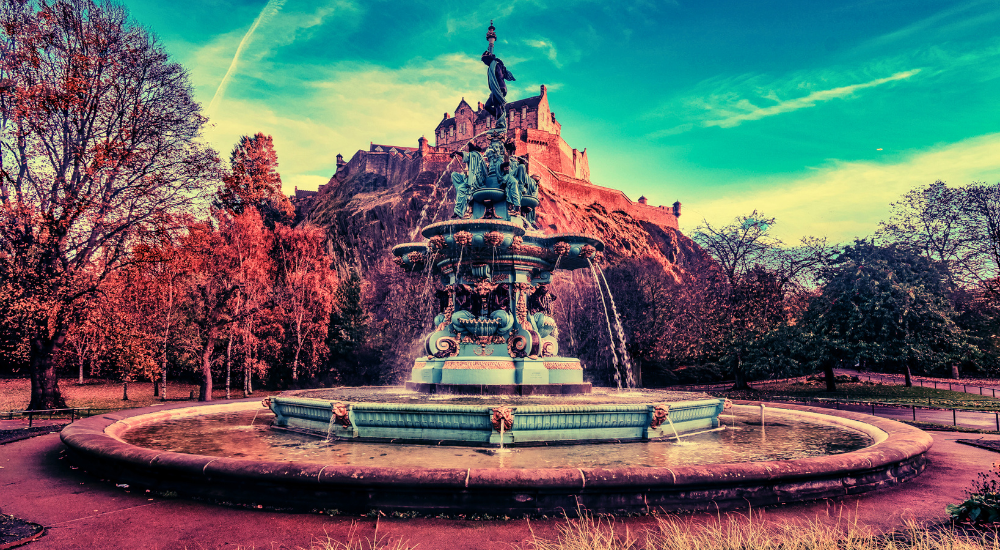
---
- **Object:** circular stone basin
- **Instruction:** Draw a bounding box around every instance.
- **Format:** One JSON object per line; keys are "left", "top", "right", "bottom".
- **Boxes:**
{"left": 60, "top": 394, "right": 933, "bottom": 516}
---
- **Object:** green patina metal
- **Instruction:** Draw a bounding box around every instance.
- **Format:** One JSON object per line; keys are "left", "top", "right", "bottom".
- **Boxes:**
{"left": 388, "top": 23, "right": 613, "bottom": 395}
{"left": 270, "top": 396, "right": 725, "bottom": 446}
{"left": 265, "top": 22, "right": 727, "bottom": 448}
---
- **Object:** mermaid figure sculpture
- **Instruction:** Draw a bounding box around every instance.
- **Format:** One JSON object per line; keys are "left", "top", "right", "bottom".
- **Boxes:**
{"left": 450, "top": 143, "right": 487, "bottom": 218}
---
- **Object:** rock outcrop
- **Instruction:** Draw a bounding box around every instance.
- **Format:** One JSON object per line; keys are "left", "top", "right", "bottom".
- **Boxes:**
{"left": 305, "top": 154, "right": 702, "bottom": 277}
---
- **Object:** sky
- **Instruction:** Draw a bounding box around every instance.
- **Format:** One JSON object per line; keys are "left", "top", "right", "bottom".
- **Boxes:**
{"left": 121, "top": 0, "right": 1000, "bottom": 244}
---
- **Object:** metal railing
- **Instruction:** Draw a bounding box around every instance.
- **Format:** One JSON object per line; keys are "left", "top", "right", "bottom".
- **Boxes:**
{"left": 1, "top": 407, "right": 120, "bottom": 427}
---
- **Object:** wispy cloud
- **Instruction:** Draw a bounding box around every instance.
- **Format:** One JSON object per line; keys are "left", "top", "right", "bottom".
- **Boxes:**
{"left": 703, "top": 69, "right": 921, "bottom": 128}
{"left": 206, "top": 0, "right": 287, "bottom": 116}
{"left": 524, "top": 38, "right": 561, "bottom": 67}
{"left": 679, "top": 133, "right": 1000, "bottom": 243}
{"left": 198, "top": 53, "right": 484, "bottom": 194}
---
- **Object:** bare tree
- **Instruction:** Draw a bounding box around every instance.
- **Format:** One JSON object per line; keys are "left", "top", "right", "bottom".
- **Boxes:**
{"left": 0, "top": 0, "right": 217, "bottom": 408}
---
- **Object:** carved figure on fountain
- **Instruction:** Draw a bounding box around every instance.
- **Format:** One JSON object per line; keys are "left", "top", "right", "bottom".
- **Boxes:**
{"left": 450, "top": 144, "right": 486, "bottom": 219}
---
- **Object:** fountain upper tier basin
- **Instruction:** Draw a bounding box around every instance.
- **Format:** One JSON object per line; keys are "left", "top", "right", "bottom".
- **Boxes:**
{"left": 60, "top": 395, "right": 932, "bottom": 516}
{"left": 392, "top": 219, "right": 605, "bottom": 273}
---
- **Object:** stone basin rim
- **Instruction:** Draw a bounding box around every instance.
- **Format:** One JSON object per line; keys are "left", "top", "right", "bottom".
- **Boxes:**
{"left": 59, "top": 398, "right": 932, "bottom": 515}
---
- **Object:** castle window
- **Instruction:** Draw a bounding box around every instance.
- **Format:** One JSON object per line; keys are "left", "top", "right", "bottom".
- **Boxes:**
{"left": 522, "top": 106, "right": 527, "bottom": 121}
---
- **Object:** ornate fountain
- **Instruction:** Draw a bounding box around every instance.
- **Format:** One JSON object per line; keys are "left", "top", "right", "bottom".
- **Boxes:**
{"left": 392, "top": 175, "right": 602, "bottom": 393}
{"left": 391, "top": 23, "right": 608, "bottom": 395}
{"left": 58, "top": 21, "right": 932, "bottom": 516}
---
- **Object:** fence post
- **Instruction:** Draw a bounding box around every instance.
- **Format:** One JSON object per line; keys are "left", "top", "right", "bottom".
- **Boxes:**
{"left": 949, "top": 383, "right": 952, "bottom": 390}
{"left": 27, "top": 411, "right": 33, "bottom": 428}
{"left": 871, "top": 403, "right": 875, "bottom": 415}
{"left": 934, "top": 381, "right": 937, "bottom": 389}
{"left": 912, "top": 405, "right": 916, "bottom": 421}
{"left": 996, "top": 412, "right": 999, "bottom": 432}
{"left": 953, "top": 409, "right": 957, "bottom": 426}
{"left": 980, "top": 386, "right": 983, "bottom": 395}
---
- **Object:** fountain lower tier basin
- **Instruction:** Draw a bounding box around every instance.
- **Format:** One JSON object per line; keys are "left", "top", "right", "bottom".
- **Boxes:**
{"left": 268, "top": 396, "right": 723, "bottom": 446}
{"left": 60, "top": 398, "right": 932, "bottom": 516}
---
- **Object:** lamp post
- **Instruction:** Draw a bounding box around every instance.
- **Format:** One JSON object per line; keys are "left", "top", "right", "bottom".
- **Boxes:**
{"left": 486, "top": 20, "right": 496, "bottom": 53}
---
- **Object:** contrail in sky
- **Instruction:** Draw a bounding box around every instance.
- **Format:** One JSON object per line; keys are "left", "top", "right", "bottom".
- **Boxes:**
{"left": 207, "top": 0, "right": 287, "bottom": 116}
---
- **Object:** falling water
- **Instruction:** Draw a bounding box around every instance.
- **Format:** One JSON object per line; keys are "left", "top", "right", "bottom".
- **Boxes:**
{"left": 248, "top": 409, "right": 260, "bottom": 427}
{"left": 664, "top": 416, "right": 682, "bottom": 442}
{"left": 587, "top": 259, "right": 623, "bottom": 390}
{"left": 325, "top": 411, "right": 337, "bottom": 442}
{"left": 594, "top": 263, "right": 636, "bottom": 388}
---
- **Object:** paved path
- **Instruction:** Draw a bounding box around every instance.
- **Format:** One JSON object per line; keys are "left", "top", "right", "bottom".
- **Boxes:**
{"left": 2, "top": 421, "right": 1000, "bottom": 549}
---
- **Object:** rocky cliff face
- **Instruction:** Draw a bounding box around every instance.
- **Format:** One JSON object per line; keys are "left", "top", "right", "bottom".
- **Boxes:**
{"left": 306, "top": 158, "right": 704, "bottom": 275}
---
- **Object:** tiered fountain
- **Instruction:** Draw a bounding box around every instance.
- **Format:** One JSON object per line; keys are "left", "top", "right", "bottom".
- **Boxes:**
{"left": 59, "top": 21, "right": 932, "bottom": 516}
{"left": 266, "top": 21, "right": 725, "bottom": 446}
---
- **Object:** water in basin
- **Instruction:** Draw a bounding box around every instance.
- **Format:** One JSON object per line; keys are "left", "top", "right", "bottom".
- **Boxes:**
{"left": 122, "top": 410, "right": 872, "bottom": 469}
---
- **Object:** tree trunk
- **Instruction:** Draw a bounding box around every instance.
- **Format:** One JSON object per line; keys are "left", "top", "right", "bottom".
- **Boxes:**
{"left": 28, "top": 331, "right": 68, "bottom": 410}
{"left": 903, "top": 360, "right": 913, "bottom": 388}
{"left": 732, "top": 354, "right": 750, "bottom": 390}
{"left": 153, "top": 379, "right": 160, "bottom": 397}
{"left": 225, "top": 336, "right": 232, "bottom": 400}
{"left": 78, "top": 356, "right": 84, "bottom": 385}
{"left": 161, "top": 359, "right": 168, "bottom": 401}
{"left": 823, "top": 359, "right": 837, "bottom": 392}
{"left": 199, "top": 332, "right": 216, "bottom": 401}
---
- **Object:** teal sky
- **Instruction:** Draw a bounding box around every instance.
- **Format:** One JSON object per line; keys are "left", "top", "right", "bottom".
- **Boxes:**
{"left": 123, "top": 0, "right": 1000, "bottom": 244}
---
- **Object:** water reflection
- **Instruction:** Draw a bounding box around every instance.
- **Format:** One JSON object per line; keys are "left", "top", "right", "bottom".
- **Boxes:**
{"left": 123, "top": 410, "right": 871, "bottom": 469}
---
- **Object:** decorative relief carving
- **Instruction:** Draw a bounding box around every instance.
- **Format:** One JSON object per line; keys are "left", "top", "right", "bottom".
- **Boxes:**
{"left": 544, "top": 361, "right": 582, "bottom": 370}
{"left": 432, "top": 336, "right": 459, "bottom": 358}
{"left": 483, "top": 231, "right": 505, "bottom": 247}
{"left": 454, "top": 231, "right": 473, "bottom": 247}
{"left": 407, "top": 251, "right": 425, "bottom": 264}
{"left": 332, "top": 402, "right": 352, "bottom": 428}
{"left": 507, "top": 334, "right": 528, "bottom": 358}
{"left": 429, "top": 235, "right": 447, "bottom": 250}
{"left": 580, "top": 244, "right": 597, "bottom": 259}
{"left": 442, "top": 360, "right": 515, "bottom": 369}
{"left": 491, "top": 407, "right": 514, "bottom": 432}
{"left": 649, "top": 404, "right": 670, "bottom": 429}
{"left": 553, "top": 241, "right": 570, "bottom": 256}
{"left": 509, "top": 235, "right": 523, "bottom": 253}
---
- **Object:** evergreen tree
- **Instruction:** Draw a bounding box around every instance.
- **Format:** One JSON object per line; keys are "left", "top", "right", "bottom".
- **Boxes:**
{"left": 326, "top": 269, "right": 370, "bottom": 384}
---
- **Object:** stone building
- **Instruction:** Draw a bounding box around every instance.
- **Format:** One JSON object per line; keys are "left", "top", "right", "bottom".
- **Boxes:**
{"left": 320, "top": 85, "right": 681, "bottom": 230}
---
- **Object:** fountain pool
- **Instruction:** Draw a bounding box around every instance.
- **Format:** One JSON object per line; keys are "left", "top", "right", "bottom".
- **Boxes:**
{"left": 60, "top": 397, "right": 932, "bottom": 516}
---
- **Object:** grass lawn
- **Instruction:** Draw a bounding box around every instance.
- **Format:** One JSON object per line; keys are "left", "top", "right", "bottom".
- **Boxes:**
{"left": 711, "top": 381, "right": 1000, "bottom": 412}
{"left": 0, "top": 377, "right": 281, "bottom": 412}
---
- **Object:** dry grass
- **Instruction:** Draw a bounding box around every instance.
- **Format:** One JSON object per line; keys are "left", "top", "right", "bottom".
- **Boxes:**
{"left": 0, "top": 377, "right": 280, "bottom": 412}
{"left": 522, "top": 512, "right": 1000, "bottom": 550}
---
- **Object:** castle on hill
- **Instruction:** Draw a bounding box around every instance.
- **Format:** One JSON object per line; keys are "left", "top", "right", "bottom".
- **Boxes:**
{"left": 301, "top": 85, "right": 681, "bottom": 230}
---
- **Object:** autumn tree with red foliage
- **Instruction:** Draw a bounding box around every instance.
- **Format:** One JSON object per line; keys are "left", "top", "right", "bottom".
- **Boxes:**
{"left": 0, "top": 0, "right": 218, "bottom": 409}
{"left": 274, "top": 224, "right": 337, "bottom": 382}
{"left": 215, "top": 133, "right": 294, "bottom": 228}
{"left": 179, "top": 211, "right": 274, "bottom": 401}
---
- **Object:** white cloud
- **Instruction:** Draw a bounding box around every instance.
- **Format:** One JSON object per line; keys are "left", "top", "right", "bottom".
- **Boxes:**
{"left": 197, "top": 53, "right": 485, "bottom": 194}
{"left": 524, "top": 38, "right": 561, "bottom": 67}
{"left": 679, "top": 133, "right": 1000, "bottom": 244}
{"left": 703, "top": 69, "right": 921, "bottom": 128}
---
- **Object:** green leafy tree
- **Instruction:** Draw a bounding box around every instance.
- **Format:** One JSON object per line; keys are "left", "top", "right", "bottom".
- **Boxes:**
{"left": 802, "top": 241, "right": 971, "bottom": 387}
{"left": 693, "top": 212, "right": 830, "bottom": 388}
